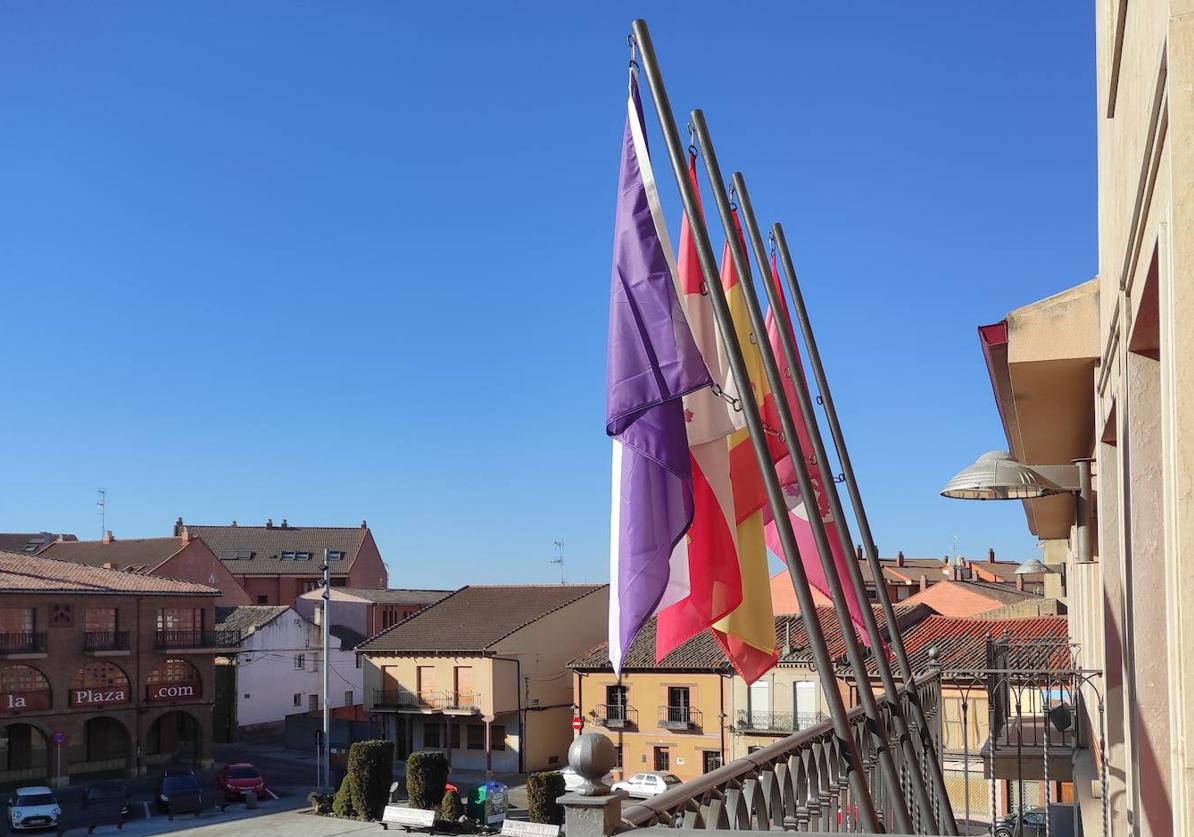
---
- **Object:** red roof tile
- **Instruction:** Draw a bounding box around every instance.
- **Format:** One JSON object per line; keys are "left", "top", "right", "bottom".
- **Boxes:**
{"left": 0, "top": 551, "right": 220, "bottom": 596}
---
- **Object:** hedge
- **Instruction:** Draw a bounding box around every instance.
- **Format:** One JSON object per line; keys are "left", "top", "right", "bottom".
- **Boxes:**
{"left": 407, "top": 750, "right": 450, "bottom": 811}
{"left": 527, "top": 771, "right": 565, "bottom": 825}
{"left": 438, "top": 789, "right": 466, "bottom": 822}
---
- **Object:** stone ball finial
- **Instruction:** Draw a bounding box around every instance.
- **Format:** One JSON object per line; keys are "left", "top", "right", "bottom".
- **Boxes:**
{"left": 926, "top": 645, "right": 940, "bottom": 663}
{"left": 567, "top": 732, "right": 616, "bottom": 796}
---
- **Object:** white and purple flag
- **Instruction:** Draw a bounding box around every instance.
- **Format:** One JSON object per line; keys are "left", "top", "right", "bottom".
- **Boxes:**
{"left": 606, "top": 70, "right": 712, "bottom": 674}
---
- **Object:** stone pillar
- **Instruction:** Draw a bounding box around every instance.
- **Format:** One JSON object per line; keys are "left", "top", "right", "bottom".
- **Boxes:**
{"left": 557, "top": 733, "right": 626, "bottom": 837}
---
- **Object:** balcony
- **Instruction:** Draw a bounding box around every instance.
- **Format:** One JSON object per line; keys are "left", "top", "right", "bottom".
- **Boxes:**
{"left": 734, "top": 709, "right": 826, "bottom": 734}
{"left": 155, "top": 629, "right": 240, "bottom": 651}
{"left": 83, "top": 630, "right": 130, "bottom": 654}
{"left": 594, "top": 703, "right": 637, "bottom": 729}
{"left": 372, "top": 688, "right": 480, "bottom": 714}
{"left": 658, "top": 705, "right": 701, "bottom": 731}
{"left": 0, "top": 632, "right": 47, "bottom": 658}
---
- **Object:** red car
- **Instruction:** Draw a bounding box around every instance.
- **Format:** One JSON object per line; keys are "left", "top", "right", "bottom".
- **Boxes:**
{"left": 215, "top": 763, "right": 266, "bottom": 801}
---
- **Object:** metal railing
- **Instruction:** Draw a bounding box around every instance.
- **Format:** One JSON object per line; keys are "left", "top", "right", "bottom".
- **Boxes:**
{"left": 658, "top": 705, "right": 702, "bottom": 730}
{"left": 595, "top": 703, "right": 637, "bottom": 729}
{"left": 372, "top": 688, "right": 480, "bottom": 712}
{"left": 155, "top": 629, "right": 239, "bottom": 649}
{"left": 83, "top": 630, "right": 129, "bottom": 652}
{"left": 622, "top": 671, "right": 947, "bottom": 833}
{"left": 735, "top": 710, "right": 826, "bottom": 734}
{"left": 0, "top": 632, "right": 46, "bottom": 653}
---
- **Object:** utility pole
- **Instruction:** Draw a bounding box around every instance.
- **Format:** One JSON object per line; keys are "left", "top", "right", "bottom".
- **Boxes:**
{"left": 321, "top": 549, "right": 332, "bottom": 790}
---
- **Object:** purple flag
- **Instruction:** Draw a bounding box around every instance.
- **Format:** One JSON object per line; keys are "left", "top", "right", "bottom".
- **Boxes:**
{"left": 607, "top": 71, "right": 712, "bottom": 673}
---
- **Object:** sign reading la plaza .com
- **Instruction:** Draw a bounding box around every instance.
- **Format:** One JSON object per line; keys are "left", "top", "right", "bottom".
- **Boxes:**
{"left": 70, "top": 687, "right": 130, "bottom": 708}
{"left": 148, "top": 681, "right": 200, "bottom": 702}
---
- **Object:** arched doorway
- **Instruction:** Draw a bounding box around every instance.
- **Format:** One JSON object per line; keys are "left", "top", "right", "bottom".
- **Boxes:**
{"left": 146, "top": 711, "right": 201, "bottom": 765}
{"left": 0, "top": 723, "right": 49, "bottom": 781}
{"left": 69, "top": 662, "right": 131, "bottom": 709}
{"left": 82, "top": 717, "right": 130, "bottom": 764}
{"left": 144, "top": 658, "right": 201, "bottom": 702}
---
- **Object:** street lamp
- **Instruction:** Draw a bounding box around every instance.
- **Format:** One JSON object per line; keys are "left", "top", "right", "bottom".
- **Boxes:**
{"left": 941, "top": 451, "right": 1094, "bottom": 564}
{"left": 1015, "top": 558, "right": 1051, "bottom": 576}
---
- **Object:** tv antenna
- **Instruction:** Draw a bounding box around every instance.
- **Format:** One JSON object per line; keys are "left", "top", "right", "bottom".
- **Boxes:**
{"left": 97, "top": 490, "right": 107, "bottom": 538}
{"left": 551, "top": 540, "right": 565, "bottom": 584}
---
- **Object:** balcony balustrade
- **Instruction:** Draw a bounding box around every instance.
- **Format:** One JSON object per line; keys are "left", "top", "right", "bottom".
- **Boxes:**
{"left": 595, "top": 703, "right": 637, "bottom": 729}
{"left": 372, "top": 688, "right": 480, "bottom": 713}
{"left": 83, "top": 630, "right": 130, "bottom": 652}
{"left": 0, "top": 632, "right": 46, "bottom": 655}
{"left": 155, "top": 628, "right": 239, "bottom": 650}
{"left": 658, "top": 705, "right": 702, "bottom": 731}
{"left": 735, "top": 709, "right": 826, "bottom": 734}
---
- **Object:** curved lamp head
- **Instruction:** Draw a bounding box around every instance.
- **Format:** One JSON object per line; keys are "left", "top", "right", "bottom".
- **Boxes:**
{"left": 1015, "top": 557, "right": 1051, "bottom": 575}
{"left": 940, "top": 450, "right": 1067, "bottom": 500}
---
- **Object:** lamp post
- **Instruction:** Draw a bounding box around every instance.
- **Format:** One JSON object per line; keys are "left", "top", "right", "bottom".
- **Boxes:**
{"left": 941, "top": 451, "right": 1094, "bottom": 563}
{"left": 321, "top": 550, "right": 331, "bottom": 791}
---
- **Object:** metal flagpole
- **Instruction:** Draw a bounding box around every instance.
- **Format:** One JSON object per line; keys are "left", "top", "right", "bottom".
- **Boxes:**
{"left": 732, "top": 172, "right": 946, "bottom": 833}
{"left": 629, "top": 19, "right": 881, "bottom": 831}
{"left": 772, "top": 222, "right": 960, "bottom": 831}
{"left": 690, "top": 110, "right": 910, "bottom": 834}
{"left": 322, "top": 550, "right": 332, "bottom": 791}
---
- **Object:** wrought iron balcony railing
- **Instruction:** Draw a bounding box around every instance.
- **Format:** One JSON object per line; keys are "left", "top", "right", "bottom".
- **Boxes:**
{"left": 735, "top": 709, "right": 827, "bottom": 734}
{"left": 372, "top": 688, "right": 480, "bottom": 712}
{"left": 595, "top": 703, "right": 637, "bottom": 729}
{"left": 155, "top": 629, "right": 239, "bottom": 649}
{"left": 622, "top": 671, "right": 947, "bottom": 833}
{"left": 0, "top": 632, "right": 46, "bottom": 654}
{"left": 83, "top": 630, "right": 129, "bottom": 652}
{"left": 658, "top": 705, "right": 702, "bottom": 730}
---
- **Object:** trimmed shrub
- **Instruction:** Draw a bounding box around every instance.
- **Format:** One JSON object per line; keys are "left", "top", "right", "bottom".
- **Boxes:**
{"left": 332, "top": 775, "right": 356, "bottom": 818}
{"left": 438, "top": 789, "right": 466, "bottom": 822}
{"left": 527, "top": 771, "right": 565, "bottom": 825}
{"left": 344, "top": 739, "right": 395, "bottom": 820}
{"left": 406, "top": 750, "right": 450, "bottom": 811}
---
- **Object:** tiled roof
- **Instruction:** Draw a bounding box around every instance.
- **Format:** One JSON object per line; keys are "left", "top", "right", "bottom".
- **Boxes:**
{"left": 775, "top": 605, "right": 935, "bottom": 665}
{"left": 889, "top": 614, "right": 1071, "bottom": 672}
{"left": 569, "top": 617, "right": 732, "bottom": 672}
{"left": 967, "top": 560, "right": 1045, "bottom": 585}
{"left": 41, "top": 537, "right": 188, "bottom": 573}
{"left": 899, "top": 579, "right": 1039, "bottom": 613}
{"left": 216, "top": 605, "right": 290, "bottom": 637}
{"left": 328, "top": 588, "right": 452, "bottom": 605}
{"left": 0, "top": 551, "right": 220, "bottom": 596}
{"left": 359, "top": 585, "right": 606, "bottom": 653}
{"left": 0, "top": 533, "right": 77, "bottom": 554}
{"left": 183, "top": 522, "right": 369, "bottom": 576}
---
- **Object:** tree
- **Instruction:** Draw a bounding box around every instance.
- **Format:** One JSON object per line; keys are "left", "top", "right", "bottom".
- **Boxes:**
{"left": 406, "top": 751, "right": 450, "bottom": 811}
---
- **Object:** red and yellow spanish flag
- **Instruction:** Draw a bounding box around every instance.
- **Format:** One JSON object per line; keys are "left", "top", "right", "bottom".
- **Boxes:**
{"left": 711, "top": 212, "right": 778, "bottom": 684}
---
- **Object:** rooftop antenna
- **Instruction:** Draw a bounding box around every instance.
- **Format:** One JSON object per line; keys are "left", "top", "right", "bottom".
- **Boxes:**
{"left": 96, "top": 490, "right": 106, "bottom": 539}
{"left": 951, "top": 535, "right": 960, "bottom": 565}
{"left": 551, "top": 540, "right": 565, "bottom": 584}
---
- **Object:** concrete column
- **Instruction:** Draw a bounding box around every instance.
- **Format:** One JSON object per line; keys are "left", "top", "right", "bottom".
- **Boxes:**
{"left": 557, "top": 733, "right": 624, "bottom": 837}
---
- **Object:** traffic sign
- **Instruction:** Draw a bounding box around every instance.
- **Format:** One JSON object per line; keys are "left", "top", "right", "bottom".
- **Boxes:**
{"left": 51, "top": 731, "right": 66, "bottom": 745}
{"left": 571, "top": 716, "right": 583, "bottom": 732}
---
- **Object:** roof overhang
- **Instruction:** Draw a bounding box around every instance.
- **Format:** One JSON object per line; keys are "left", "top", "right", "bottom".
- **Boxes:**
{"left": 980, "top": 279, "right": 1099, "bottom": 539}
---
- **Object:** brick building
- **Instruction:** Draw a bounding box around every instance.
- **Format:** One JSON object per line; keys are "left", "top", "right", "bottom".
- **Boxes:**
{"left": 0, "top": 551, "right": 223, "bottom": 786}
{"left": 176, "top": 519, "right": 389, "bottom": 606}
{"left": 0, "top": 533, "right": 77, "bottom": 554}
{"left": 41, "top": 531, "right": 251, "bottom": 608}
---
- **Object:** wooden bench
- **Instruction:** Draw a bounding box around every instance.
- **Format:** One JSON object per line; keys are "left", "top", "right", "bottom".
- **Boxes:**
{"left": 380, "top": 805, "right": 437, "bottom": 832}
{"left": 500, "top": 820, "right": 560, "bottom": 837}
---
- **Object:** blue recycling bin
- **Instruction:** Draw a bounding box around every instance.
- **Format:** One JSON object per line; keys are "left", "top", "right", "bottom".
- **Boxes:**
{"left": 466, "top": 780, "right": 508, "bottom": 827}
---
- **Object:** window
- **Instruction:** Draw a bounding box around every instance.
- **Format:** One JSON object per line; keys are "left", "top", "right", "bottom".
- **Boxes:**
{"left": 702, "top": 751, "right": 722, "bottom": 774}
{"left": 309, "top": 694, "right": 319, "bottom": 711}
{"left": 613, "top": 746, "right": 622, "bottom": 769}
{"left": 424, "top": 723, "right": 440, "bottom": 749}
{"left": 293, "top": 693, "right": 302, "bottom": 707}
{"left": 327, "top": 551, "right": 344, "bottom": 561}
{"left": 344, "top": 690, "right": 354, "bottom": 706}
{"left": 294, "top": 654, "right": 305, "bottom": 670}
{"left": 281, "top": 552, "right": 296, "bottom": 561}
{"left": 653, "top": 746, "right": 669, "bottom": 771}
{"left": 416, "top": 666, "right": 436, "bottom": 700}
{"left": 748, "top": 680, "right": 769, "bottom": 727}
{"left": 235, "top": 550, "right": 252, "bottom": 560}
{"left": 295, "top": 552, "right": 311, "bottom": 561}
{"left": 467, "top": 724, "right": 484, "bottom": 750}
{"left": 70, "top": 661, "right": 129, "bottom": 691}
{"left": 605, "top": 684, "right": 628, "bottom": 720}
{"left": 85, "top": 607, "right": 117, "bottom": 633}
{"left": 492, "top": 725, "right": 506, "bottom": 751}
{"left": 0, "top": 608, "right": 34, "bottom": 634}
{"left": 256, "top": 595, "right": 269, "bottom": 605}
{"left": 794, "top": 682, "right": 819, "bottom": 729}
{"left": 448, "top": 724, "right": 461, "bottom": 749}
{"left": 302, "top": 580, "right": 320, "bottom": 593}
{"left": 145, "top": 658, "right": 199, "bottom": 686}
{"left": 157, "top": 608, "right": 202, "bottom": 632}
{"left": 666, "top": 686, "right": 690, "bottom": 723}
{"left": 454, "top": 666, "right": 473, "bottom": 700}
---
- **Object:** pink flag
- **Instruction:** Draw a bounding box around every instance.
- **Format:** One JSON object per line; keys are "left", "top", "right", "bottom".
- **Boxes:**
{"left": 761, "top": 257, "right": 876, "bottom": 649}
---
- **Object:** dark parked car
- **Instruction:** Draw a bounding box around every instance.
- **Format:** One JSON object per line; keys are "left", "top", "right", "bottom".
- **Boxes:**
{"left": 155, "top": 773, "right": 205, "bottom": 818}
{"left": 82, "top": 783, "right": 130, "bottom": 832}
{"left": 995, "top": 806, "right": 1081, "bottom": 837}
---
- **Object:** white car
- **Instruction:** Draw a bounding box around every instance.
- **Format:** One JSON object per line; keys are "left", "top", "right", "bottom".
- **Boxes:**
{"left": 559, "top": 766, "right": 614, "bottom": 792}
{"left": 611, "top": 772, "right": 681, "bottom": 798}
{"left": 7, "top": 786, "right": 61, "bottom": 831}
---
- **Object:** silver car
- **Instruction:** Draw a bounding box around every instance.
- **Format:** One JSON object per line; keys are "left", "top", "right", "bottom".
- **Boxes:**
{"left": 611, "top": 772, "right": 681, "bottom": 798}
{"left": 7, "top": 787, "right": 61, "bottom": 831}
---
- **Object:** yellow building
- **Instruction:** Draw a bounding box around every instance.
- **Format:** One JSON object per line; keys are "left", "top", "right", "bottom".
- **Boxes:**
{"left": 569, "top": 618, "right": 730, "bottom": 782}
{"left": 359, "top": 584, "right": 607, "bottom": 774}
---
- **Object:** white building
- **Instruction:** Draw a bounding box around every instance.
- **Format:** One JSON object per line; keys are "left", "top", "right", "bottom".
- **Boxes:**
{"left": 216, "top": 605, "right": 363, "bottom": 729}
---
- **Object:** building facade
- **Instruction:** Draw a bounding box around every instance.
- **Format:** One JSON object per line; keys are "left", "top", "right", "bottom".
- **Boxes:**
{"left": 0, "top": 551, "right": 222, "bottom": 786}
{"left": 294, "top": 587, "right": 451, "bottom": 639}
{"left": 570, "top": 620, "right": 731, "bottom": 783}
{"left": 361, "top": 585, "right": 607, "bottom": 775}
{"left": 176, "top": 519, "right": 389, "bottom": 606}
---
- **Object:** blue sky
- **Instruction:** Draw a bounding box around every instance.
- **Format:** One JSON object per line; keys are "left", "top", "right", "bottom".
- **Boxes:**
{"left": 0, "top": 3, "right": 1096, "bottom": 586}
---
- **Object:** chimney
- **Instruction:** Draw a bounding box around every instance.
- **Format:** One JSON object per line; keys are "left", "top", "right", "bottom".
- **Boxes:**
{"left": 919, "top": 574, "right": 928, "bottom": 592}
{"left": 988, "top": 547, "right": 996, "bottom": 564}
{"left": 266, "top": 518, "right": 274, "bottom": 529}
{"left": 855, "top": 544, "right": 863, "bottom": 560}
{"left": 1017, "top": 574, "right": 1026, "bottom": 592}
{"left": 101, "top": 562, "right": 115, "bottom": 570}
{"left": 952, "top": 563, "right": 963, "bottom": 581}
{"left": 173, "top": 517, "right": 184, "bottom": 537}
{"left": 897, "top": 550, "right": 905, "bottom": 568}
{"left": 281, "top": 519, "right": 289, "bottom": 529}
{"left": 179, "top": 527, "right": 190, "bottom": 544}
{"left": 102, "top": 530, "right": 114, "bottom": 544}
{"left": 361, "top": 519, "right": 368, "bottom": 529}
{"left": 231, "top": 520, "right": 237, "bottom": 527}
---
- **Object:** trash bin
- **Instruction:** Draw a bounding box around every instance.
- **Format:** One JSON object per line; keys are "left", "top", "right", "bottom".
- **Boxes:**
{"left": 245, "top": 790, "right": 258, "bottom": 810}
{"left": 466, "top": 781, "right": 508, "bottom": 828}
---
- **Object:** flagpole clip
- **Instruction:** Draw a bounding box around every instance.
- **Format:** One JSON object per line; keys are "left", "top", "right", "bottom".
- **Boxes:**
{"left": 728, "top": 183, "right": 738, "bottom": 212}
{"left": 687, "top": 122, "right": 697, "bottom": 157}
{"left": 628, "top": 34, "right": 638, "bottom": 70}
{"left": 768, "top": 230, "right": 776, "bottom": 261}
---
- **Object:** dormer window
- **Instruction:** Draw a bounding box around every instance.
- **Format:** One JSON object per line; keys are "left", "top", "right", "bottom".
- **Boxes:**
{"left": 327, "top": 551, "right": 344, "bottom": 561}
{"left": 295, "top": 552, "right": 311, "bottom": 561}
{"left": 281, "top": 552, "right": 296, "bottom": 561}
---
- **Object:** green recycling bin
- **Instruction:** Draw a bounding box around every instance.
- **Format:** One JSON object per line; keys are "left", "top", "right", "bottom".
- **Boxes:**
{"left": 466, "top": 780, "right": 508, "bottom": 828}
